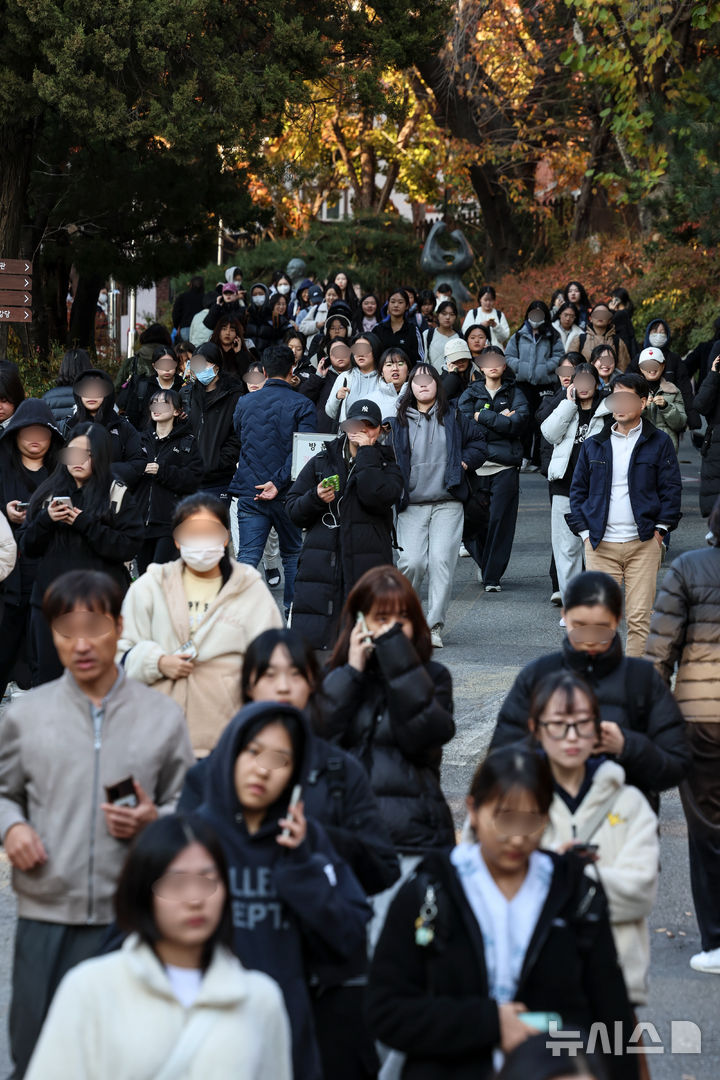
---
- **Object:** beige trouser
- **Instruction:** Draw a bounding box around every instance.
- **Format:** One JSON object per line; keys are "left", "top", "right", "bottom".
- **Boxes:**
{"left": 585, "top": 537, "right": 662, "bottom": 657}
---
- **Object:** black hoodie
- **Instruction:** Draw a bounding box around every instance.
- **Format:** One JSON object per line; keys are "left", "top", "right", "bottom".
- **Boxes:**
{"left": 0, "top": 400, "right": 64, "bottom": 605}
{"left": 62, "top": 369, "right": 146, "bottom": 488}
{"left": 194, "top": 701, "right": 370, "bottom": 1080}
{"left": 135, "top": 418, "right": 204, "bottom": 533}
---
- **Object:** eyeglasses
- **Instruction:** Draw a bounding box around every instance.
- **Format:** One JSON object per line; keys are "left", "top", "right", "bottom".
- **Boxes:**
{"left": 52, "top": 613, "right": 115, "bottom": 639}
{"left": 492, "top": 810, "right": 547, "bottom": 840}
{"left": 60, "top": 448, "right": 92, "bottom": 466}
{"left": 384, "top": 359, "right": 407, "bottom": 369}
{"left": 242, "top": 743, "right": 293, "bottom": 770}
{"left": 152, "top": 871, "right": 221, "bottom": 901}
{"left": 537, "top": 717, "right": 597, "bottom": 740}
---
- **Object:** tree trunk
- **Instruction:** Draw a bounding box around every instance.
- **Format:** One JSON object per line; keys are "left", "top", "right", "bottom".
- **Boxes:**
{"left": 68, "top": 273, "right": 104, "bottom": 350}
{"left": 571, "top": 120, "right": 612, "bottom": 242}
{"left": 0, "top": 123, "right": 35, "bottom": 354}
{"left": 468, "top": 162, "right": 524, "bottom": 276}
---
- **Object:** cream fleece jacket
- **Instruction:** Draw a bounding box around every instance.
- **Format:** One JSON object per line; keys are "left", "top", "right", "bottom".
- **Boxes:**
{"left": 26, "top": 935, "right": 292, "bottom": 1080}
{"left": 118, "top": 559, "right": 282, "bottom": 755}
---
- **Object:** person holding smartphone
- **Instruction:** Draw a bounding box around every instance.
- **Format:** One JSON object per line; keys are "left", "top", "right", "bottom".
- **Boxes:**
{"left": 193, "top": 700, "right": 370, "bottom": 1080}
{"left": 19, "top": 422, "right": 144, "bottom": 685}
{"left": 528, "top": 671, "right": 659, "bottom": 1012}
{"left": 367, "top": 746, "right": 639, "bottom": 1080}
{"left": 693, "top": 351, "right": 720, "bottom": 516}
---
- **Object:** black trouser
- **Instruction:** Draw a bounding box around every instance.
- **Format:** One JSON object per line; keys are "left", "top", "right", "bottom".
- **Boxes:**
{"left": 10, "top": 918, "right": 109, "bottom": 1077}
{"left": 679, "top": 723, "right": 720, "bottom": 951}
{"left": 29, "top": 605, "right": 63, "bottom": 687}
{"left": 137, "top": 535, "right": 179, "bottom": 575}
{"left": 311, "top": 985, "right": 378, "bottom": 1080}
{"left": 0, "top": 600, "right": 32, "bottom": 698}
{"left": 464, "top": 468, "right": 519, "bottom": 586}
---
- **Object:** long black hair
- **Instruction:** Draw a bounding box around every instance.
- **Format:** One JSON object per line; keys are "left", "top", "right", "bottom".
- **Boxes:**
{"left": 56, "top": 349, "right": 92, "bottom": 387}
{"left": 114, "top": 815, "right": 233, "bottom": 970}
{"left": 395, "top": 362, "right": 449, "bottom": 426}
{"left": 172, "top": 492, "right": 233, "bottom": 582}
{"left": 0, "top": 362, "right": 25, "bottom": 412}
{"left": 27, "top": 422, "right": 115, "bottom": 520}
{"left": 241, "top": 628, "right": 325, "bottom": 731}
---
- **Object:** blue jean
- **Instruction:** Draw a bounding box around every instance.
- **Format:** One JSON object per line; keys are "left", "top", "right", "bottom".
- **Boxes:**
{"left": 236, "top": 496, "right": 302, "bottom": 613}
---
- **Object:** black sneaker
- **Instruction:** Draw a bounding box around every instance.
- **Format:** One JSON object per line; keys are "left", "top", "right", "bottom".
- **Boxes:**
{"left": 265, "top": 568, "right": 281, "bottom": 589}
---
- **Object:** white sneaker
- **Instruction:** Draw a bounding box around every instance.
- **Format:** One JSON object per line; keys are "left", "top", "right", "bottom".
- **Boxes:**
{"left": 550, "top": 590, "right": 562, "bottom": 606}
{"left": 559, "top": 617, "right": 566, "bottom": 628}
{"left": 485, "top": 584, "right": 502, "bottom": 593}
{"left": 459, "top": 543, "right": 471, "bottom": 557}
{"left": 690, "top": 947, "right": 720, "bottom": 974}
{"left": 521, "top": 458, "right": 531, "bottom": 472}
{"left": 430, "top": 625, "right": 444, "bottom": 648}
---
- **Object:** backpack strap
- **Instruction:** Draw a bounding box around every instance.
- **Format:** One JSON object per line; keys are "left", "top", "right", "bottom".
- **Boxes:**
{"left": 426, "top": 326, "right": 436, "bottom": 352}
{"left": 325, "top": 755, "right": 346, "bottom": 807}
{"left": 573, "top": 789, "right": 623, "bottom": 845}
{"left": 152, "top": 1010, "right": 220, "bottom": 1080}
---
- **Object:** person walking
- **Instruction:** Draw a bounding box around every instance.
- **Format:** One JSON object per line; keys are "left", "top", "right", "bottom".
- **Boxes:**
{"left": 0, "top": 569, "right": 193, "bottom": 1077}
{"left": 645, "top": 500, "right": 720, "bottom": 975}
{"left": 504, "top": 299, "right": 563, "bottom": 470}
{"left": 182, "top": 343, "right": 242, "bottom": 502}
{"left": 61, "top": 369, "right": 146, "bottom": 489}
{"left": 692, "top": 351, "right": 720, "bottom": 516}
{"left": 172, "top": 275, "right": 207, "bottom": 341}
{"left": 389, "top": 365, "right": 486, "bottom": 647}
{"left": 231, "top": 345, "right": 316, "bottom": 618}
{"left": 42, "top": 349, "right": 92, "bottom": 423}
{"left": 460, "top": 285, "right": 511, "bottom": 348}
{"left": 567, "top": 372, "right": 682, "bottom": 656}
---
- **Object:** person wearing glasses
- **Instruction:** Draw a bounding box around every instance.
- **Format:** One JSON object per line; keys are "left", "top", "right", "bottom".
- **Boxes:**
{"left": 529, "top": 671, "right": 659, "bottom": 1013}
{"left": 367, "top": 745, "right": 639, "bottom": 1080}
{"left": 25, "top": 815, "right": 292, "bottom": 1080}
{"left": 489, "top": 572, "right": 689, "bottom": 806}
{"left": 118, "top": 493, "right": 281, "bottom": 757}
{"left": 19, "top": 423, "right": 144, "bottom": 685}
{"left": 0, "top": 569, "right": 193, "bottom": 1078}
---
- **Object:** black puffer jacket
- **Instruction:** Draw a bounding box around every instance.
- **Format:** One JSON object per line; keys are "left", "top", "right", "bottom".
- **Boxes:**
{"left": 490, "top": 635, "right": 689, "bottom": 798}
{"left": 457, "top": 373, "right": 530, "bottom": 466}
{"left": 182, "top": 374, "right": 242, "bottom": 488}
{"left": 694, "top": 367, "right": 720, "bottom": 515}
{"left": 134, "top": 420, "right": 204, "bottom": 534}
{"left": 41, "top": 385, "right": 76, "bottom": 423}
{"left": 367, "top": 850, "right": 638, "bottom": 1080}
{"left": 645, "top": 545, "right": 720, "bottom": 724}
{"left": 61, "top": 369, "right": 146, "bottom": 489}
{"left": 322, "top": 625, "right": 456, "bottom": 854}
{"left": 286, "top": 436, "right": 404, "bottom": 649}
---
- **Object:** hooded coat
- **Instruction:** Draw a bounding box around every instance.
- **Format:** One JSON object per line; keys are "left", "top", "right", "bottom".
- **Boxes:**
{"left": 642, "top": 376, "right": 687, "bottom": 450}
{"left": 134, "top": 419, "right": 204, "bottom": 534}
{"left": 117, "top": 559, "right": 283, "bottom": 755}
{"left": 0, "top": 400, "right": 64, "bottom": 607}
{"left": 504, "top": 302, "right": 564, "bottom": 387}
{"left": 122, "top": 372, "right": 185, "bottom": 431}
{"left": 633, "top": 319, "right": 699, "bottom": 429}
{"left": 694, "top": 366, "right": 720, "bottom": 514}
{"left": 194, "top": 702, "right": 371, "bottom": 1080}
{"left": 182, "top": 372, "right": 242, "bottom": 489}
{"left": 62, "top": 370, "right": 146, "bottom": 489}
{"left": 286, "top": 437, "right": 404, "bottom": 649}
{"left": 489, "top": 635, "right": 690, "bottom": 799}
{"left": 579, "top": 322, "right": 631, "bottom": 372}
{"left": 321, "top": 624, "right": 456, "bottom": 853}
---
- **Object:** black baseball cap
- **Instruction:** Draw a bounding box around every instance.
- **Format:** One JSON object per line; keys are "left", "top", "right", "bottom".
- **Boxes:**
{"left": 343, "top": 398, "right": 383, "bottom": 426}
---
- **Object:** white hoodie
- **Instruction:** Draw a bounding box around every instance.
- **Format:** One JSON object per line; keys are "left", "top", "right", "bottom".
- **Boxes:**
{"left": 26, "top": 935, "right": 291, "bottom": 1080}
{"left": 542, "top": 760, "right": 659, "bottom": 1005}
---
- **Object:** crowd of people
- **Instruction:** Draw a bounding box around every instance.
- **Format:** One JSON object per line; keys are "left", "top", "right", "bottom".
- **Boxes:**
{"left": 0, "top": 265, "right": 718, "bottom": 1079}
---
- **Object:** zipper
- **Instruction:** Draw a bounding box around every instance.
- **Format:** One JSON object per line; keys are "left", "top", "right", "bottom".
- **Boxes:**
{"left": 87, "top": 704, "right": 104, "bottom": 923}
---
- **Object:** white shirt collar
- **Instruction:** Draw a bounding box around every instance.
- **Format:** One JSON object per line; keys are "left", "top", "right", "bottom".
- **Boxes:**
{"left": 611, "top": 418, "right": 642, "bottom": 439}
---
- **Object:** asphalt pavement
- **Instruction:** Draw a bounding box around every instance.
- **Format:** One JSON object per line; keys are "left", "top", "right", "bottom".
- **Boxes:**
{"left": 0, "top": 440, "right": 714, "bottom": 1078}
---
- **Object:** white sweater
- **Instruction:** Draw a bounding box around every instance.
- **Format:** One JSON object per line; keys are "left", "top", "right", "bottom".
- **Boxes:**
{"left": 324, "top": 367, "right": 398, "bottom": 423}
{"left": 461, "top": 307, "right": 510, "bottom": 348}
{"left": 26, "top": 936, "right": 292, "bottom": 1080}
{"left": 542, "top": 760, "right": 659, "bottom": 1005}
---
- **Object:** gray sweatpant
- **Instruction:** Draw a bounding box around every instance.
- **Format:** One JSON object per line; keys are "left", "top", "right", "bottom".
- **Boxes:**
{"left": 397, "top": 501, "right": 464, "bottom": 629}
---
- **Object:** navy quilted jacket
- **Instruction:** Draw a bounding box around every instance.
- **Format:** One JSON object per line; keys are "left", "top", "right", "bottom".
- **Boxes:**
{"left": 229, "top": 379, "right": 316, "bottom": 497}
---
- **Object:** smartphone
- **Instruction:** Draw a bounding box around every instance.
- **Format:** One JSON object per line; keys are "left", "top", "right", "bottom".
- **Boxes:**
{"left": 173, "top": 639, "right": 198, "bottom": 660}
{"left": 281, "top": 784, "right": 303, "bottom": 839}
{"left": 321, "top": 474, "right": 340, "bottom": 491}
{"left": 572, "top": 842, "right": 599, "bottom": 859}
{"left": 519, "top": 1012, "right": 563, "bottom": 1032}
{"left": 104, "top": 776, "right": 138, "bottom": 808}
{"left": 51, "top": 496, "right": 73, "bottom": 507}
{"left": 15, "top": 501, "right": 29, "bottom": 510}
{"left": 356, "top": 611, "right": 373, "bottom": 646}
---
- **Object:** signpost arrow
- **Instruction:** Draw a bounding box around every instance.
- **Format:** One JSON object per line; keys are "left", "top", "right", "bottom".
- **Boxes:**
{"left": 0, "top": 308, "right": 32, "bottom": 323}
{"left": 0, "top": 292, "right": 30, "bottom": 306}
{"left": 0, "top": 276, "right": 31, "bottom": 291}
{"left": 0, "top": 260, "right": 32, "bottom": 275}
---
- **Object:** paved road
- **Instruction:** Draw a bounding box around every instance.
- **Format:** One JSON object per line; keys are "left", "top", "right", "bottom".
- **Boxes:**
{"left": 0, "top": 444, "right": 713, "bottom": 1078}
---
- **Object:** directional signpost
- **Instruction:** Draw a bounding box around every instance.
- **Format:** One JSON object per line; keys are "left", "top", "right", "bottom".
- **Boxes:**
{"left": 0, "top": 259, "right": 32, "bottom": 323}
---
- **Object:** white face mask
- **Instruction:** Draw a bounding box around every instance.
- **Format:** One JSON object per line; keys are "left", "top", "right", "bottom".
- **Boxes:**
{"left": 180, "top": 542, "right": 225, "bottom": 572}
{"left": 277, "top": 284, "right": 291, "bottom": 295}
{"left": 252, "top": 294, "right": 266, "bottom": 307}
{"left": 528, "top": 316, "right": 544, "bottom": 329}
{"left": 648, "top": 331, "right": 667, "bottom": 348}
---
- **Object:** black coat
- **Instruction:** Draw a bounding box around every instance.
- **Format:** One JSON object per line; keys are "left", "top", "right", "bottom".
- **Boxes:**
{"left": 134, "top": 420, "right": 204, "bottom": 534}
{"left": 62, "top": 369, "right": 146, "bottom": 490}
{"left": 286, "top": 437, "right": 403, "bottom": 649}
{"left": 693, "top": 368, "right": 720, "bottom": 515}
{"left": 19, "top": 482, "right": 144, "bottom": 601}
{"left": 490, "top": 635, "right": 690, "bottom": 798}
{"left": 172, "top": 286, "right": 205, "bottom": 330}
{"left": 367, "top": 850, "right": 638, "bottom": 1080}
{"left": 457, "top": 375, "right": 529, "bottom": 466}
{"left": 321, "top": 626, "right": 456, "bottom": 854}
{"left": 182, "top": 374, "right": 242, "bottom": 488}
{"left": 297, "top": 368, "right": 340, "bottom": 433}
{"left": 121, "top": 373, "right": 184, "bottom": 431}
{"left": 41, "top": 385, "right": 76, "bottom": 423}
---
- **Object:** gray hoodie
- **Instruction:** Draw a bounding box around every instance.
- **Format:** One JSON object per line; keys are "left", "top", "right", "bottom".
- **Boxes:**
{"left": 407, "top": 406, "right": 450, "bottom": 503}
